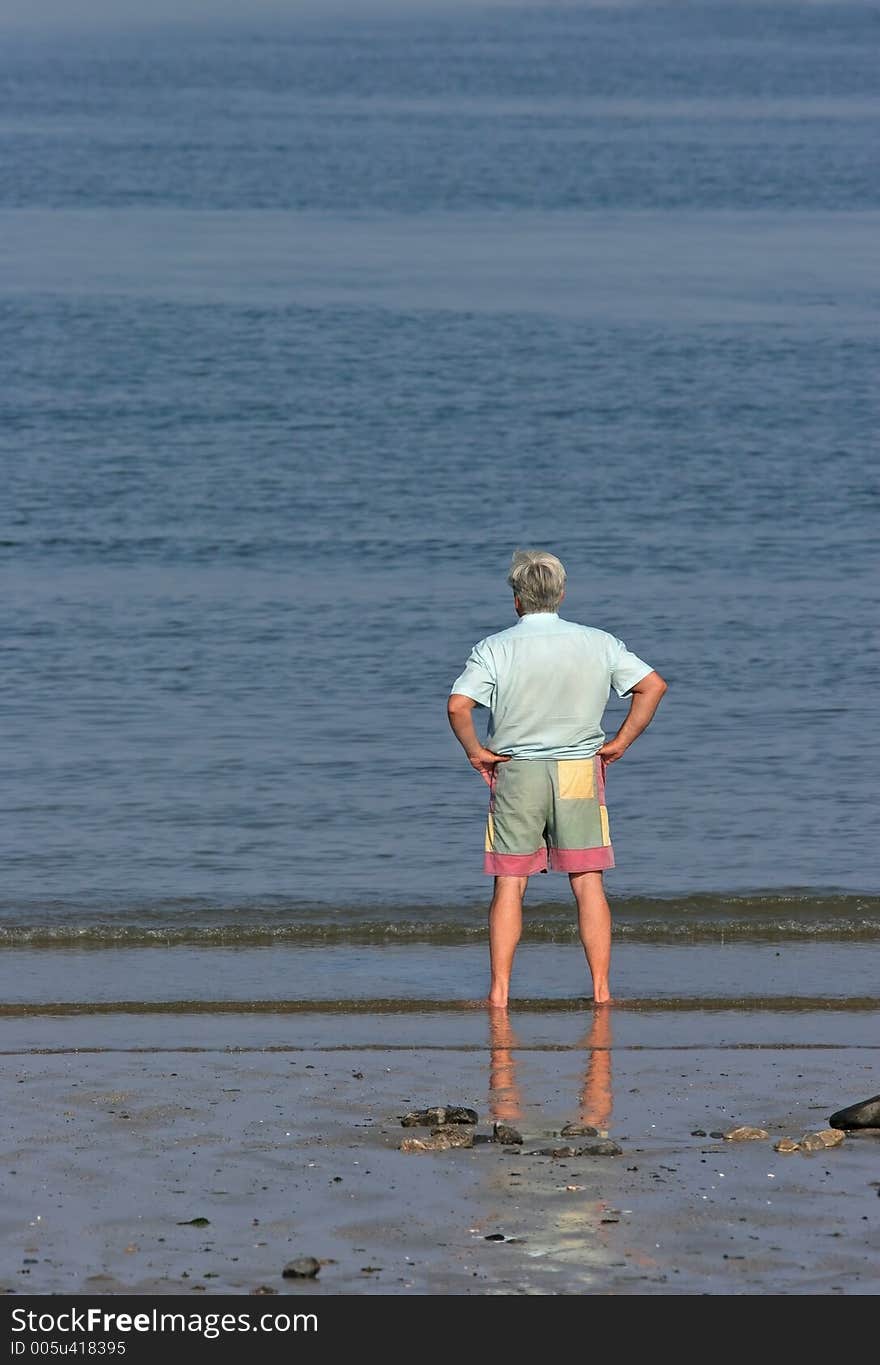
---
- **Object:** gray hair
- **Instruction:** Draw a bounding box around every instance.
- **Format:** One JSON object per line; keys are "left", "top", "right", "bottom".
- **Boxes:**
{"left": 507, "top": 549, "right": 566, "bottom": 613}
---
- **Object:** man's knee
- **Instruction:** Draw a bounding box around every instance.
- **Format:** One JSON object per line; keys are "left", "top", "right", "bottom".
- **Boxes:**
{"left": 493, "top": 875, "right": 529, "bottom": 896}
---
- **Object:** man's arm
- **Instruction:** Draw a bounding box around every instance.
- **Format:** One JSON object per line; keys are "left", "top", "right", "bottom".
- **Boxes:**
{"left": 597, "top": 670, "right": 668, "bottom": 763}
{"left": 447, "top": 693, "right": 511, "bottom": 785}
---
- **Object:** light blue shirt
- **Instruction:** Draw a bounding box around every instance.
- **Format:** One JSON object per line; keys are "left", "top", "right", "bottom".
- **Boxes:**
{"left": 450, "top": 613, "right": 654, "bottom": 760}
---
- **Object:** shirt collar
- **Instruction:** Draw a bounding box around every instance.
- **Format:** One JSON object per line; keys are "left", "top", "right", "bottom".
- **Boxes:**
{"left": 517, "top": 612, "right": 559, "bottom": 626}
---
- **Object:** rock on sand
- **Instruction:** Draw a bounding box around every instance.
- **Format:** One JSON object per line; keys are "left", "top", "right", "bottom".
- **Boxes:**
{"left": 400, "top": 1129, "right": 474, "bottom": 1153}
{"left": 828, "top": 1094, "right": 880, "bottom": 1130}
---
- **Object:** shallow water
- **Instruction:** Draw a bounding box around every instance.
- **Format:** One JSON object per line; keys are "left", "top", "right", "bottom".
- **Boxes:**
{"left": 1, "top": 6, "right": 878, "bottom": 997}
{"left": 3, "top": 941, "right": 879, "bottom": 1007}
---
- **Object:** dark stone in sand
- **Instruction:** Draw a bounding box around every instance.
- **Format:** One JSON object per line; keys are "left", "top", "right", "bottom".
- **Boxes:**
{"left": 443, "top": 1106, "right": 479, "bottom": 1125}
{"left": 560, "top": 1123, "right": 598, "bottom": 1137}
{"left": 578, "top": 1140, "right": 622, "bottom": 1157}
{"left": 283, "top": 1257, "right": 320, "bottom": 1279}
{"left": 401, "top": 1110, "right": 433, "bottom": 1127}
{"left": 250, "top": 1286, "right": 277, "bottom": 1295}
{"left": 828, "top": 1094, "right": 880, "bottom": 1131}
{"left": 401, "top": 1106, "right": 446, "bottom": 1127}
{"left": 484, "top": 1233, "right": 506, "bottom": 1241}
{"left": 532, "top": 1140, "right": 621, "bottom": 1158}
{"left": 691, "top": 1130, "right": 707, "bottom": 1137}
{"left": 400, "top": 1104, "right": 477, "bottom": 1128}
{"left": 709, "top": 1131, "right": 725, "bottom": 1139}
{"left": 493, "top": 1123, "right": 523, "bottom": 1145}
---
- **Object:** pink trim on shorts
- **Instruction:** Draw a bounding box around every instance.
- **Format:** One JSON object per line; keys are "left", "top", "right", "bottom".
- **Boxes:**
{"left": 549, "top": 845, "right": 615, "bottom": 873}
{"left": 484, "top": 848, "right": 549, "bottom": 876}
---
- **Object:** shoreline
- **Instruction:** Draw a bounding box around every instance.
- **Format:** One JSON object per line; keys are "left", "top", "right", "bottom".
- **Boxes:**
{"left": 3, "top": 1007, "right": 878, "bottom": 1295}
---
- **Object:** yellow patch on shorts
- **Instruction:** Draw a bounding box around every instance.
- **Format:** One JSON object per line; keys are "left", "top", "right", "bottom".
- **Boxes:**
{"left": 599, "top": 805, "right": 611, "bottom": 846}
{"left": 484, "top": 811, "right": 495, "bottom": 852}
{"left": 557, "top": 759, "right": 595, "bottom": 801}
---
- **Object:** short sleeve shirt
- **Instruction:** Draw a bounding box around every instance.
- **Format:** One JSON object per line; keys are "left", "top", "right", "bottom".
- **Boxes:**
{"left": 450, "top": 612, "right": 654, "bottom": 759}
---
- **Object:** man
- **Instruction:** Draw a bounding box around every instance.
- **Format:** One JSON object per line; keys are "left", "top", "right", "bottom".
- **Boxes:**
{"left": 448, "top": 549, "right": 667, "bottom": 1007}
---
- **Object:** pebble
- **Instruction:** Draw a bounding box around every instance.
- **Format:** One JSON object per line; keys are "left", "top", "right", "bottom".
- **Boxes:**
{"left": 400, "top": 1104, "right": 478, "bottom": 1128}
{"left": 709, "top": 1131, "right": 725, "bottom": 1139}
{"left": 533, "top": 1140, "right": 621, "bottom": 1158}
{"left": 560, "top": 1122, "right": 598, "bottom": 1137}
{"left": 690, "top": 1129, "right": 707, "bottom": 1138}
{"left": 430, "top": 1127, "right": 474, "bottom": 1147}
{"left": 493, "top": 1122, "right": 523, "bottom": 1145}
{"left": 400, "top": 1129, "right": 474, "bottom": 1153}
{"left": 723, "top": 1126, "right": 769, "bottom": 1141}
{"left": 400, "top": 1107, "right": 445, "bottom": 1128}
{"left": 775, "top": 1129, "right": 846, "bottom": 1154}
{"left": 282, "top": 1257, "right": 320, "bottom": 1279}
{"left": 444, "top": 1106, "right": 479, "bottom": 1125}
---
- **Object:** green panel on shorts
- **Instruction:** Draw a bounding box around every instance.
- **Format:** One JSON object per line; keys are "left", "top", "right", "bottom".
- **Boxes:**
{"left": 489, "top": 760, "right": 551, "bottom": 855}
{"left": 548, "top": 759, "right": 606, "bottom": 850}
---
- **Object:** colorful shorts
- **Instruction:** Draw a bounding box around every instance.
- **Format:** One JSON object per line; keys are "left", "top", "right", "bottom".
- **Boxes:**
{"left": 484, "top": 755, "right": 614, "bottom": 876}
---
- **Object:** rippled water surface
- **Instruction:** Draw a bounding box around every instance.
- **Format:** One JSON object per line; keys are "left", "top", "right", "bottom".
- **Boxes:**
{"left": 2, "top": 6, "right": 878, "bottom": 981}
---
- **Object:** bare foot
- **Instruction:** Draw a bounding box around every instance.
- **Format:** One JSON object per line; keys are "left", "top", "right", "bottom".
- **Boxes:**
{"left": 591, "top": 996, "right": 615, "bottom": 1007}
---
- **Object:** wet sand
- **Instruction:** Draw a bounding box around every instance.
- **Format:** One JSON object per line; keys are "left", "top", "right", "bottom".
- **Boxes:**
{"left": 2, "top": 1007, "right": 878, "bottom": 1295}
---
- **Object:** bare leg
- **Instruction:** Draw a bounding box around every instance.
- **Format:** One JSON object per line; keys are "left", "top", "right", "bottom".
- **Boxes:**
{"left": 569, "top": 871, "right": 612, "bottom": 1004}
{"left": 486, "top": 875, "right": 528, "bottom": 1008}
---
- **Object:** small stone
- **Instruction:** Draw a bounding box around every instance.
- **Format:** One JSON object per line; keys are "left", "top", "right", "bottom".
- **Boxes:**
{"left": 560, "top": 1122, "right": 598, "bottom": 1137}
{"left": 532, "top": 1139, "right": 620, "bottom": 1158}
{"left": 577, "top": 1140, "right": 622, "bottom": 1157}
{"left": 493, "top": 1123, "right": 523, "bottom": 1145}
{"left": 400, "top": 1129, "right": 474, "bottom": 1153}
{"left": 774, "top": 1137, "right": 799, "bottom": 1153}
{"left": 430, "top": 1127, "right": 474, "bottom": 1147}
{"left": 484, "top": 1233, "right": 506, "bottom": 1241}
{"left": 797, "top": 1133, "right": 826, "bottom": 1153}
{"left": 816, "top": 1128, "right": 845, "bottom": 1148}
{"left": 828, "top": 1094, "right": 880, "bottom": 1130}
{"left": 250, "top": 1286, "right": 277, "bottom": 1295}
{"left": 401, "top": 1108, "right": 443, "bottom": 1128}
{"left": 282, "top": 1257, "right": 320, "bottom": 1279}
{"left": 691, "top": 1130, "right": 707, "bottom": 1138}
{"left": 443, "top": 1106, "right": 479, "bottom": 1125}
{"left": 709, "top": 1131, "right": 725, "bottom": 1139}
{"left": 723, "top": 1126, "right": 769, "bottom": 1142}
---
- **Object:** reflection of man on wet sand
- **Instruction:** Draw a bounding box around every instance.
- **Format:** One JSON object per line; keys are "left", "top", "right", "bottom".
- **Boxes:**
{"left": 449, "top": 549, "right": 667, "bottom": 1006}
{"left": 488, "top": 1008, "right": 613, "bottom": 1133}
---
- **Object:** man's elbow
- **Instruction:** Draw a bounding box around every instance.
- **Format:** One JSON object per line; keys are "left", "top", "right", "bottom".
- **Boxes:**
{"left": 638, "top": 670, "right": 668, "bottom": 697}
{"left": 447, "top": 693, "right": 475, "bottom": 717}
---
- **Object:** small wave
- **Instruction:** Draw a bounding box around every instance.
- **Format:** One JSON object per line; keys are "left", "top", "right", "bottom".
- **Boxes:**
{"left": 0, "top": 893, "right": 877, "bottom": 948}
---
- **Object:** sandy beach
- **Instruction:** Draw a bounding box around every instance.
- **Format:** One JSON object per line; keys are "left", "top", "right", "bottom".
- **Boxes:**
{"left": 3, "top": 1006, "right": 878, "bottom": 1296}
